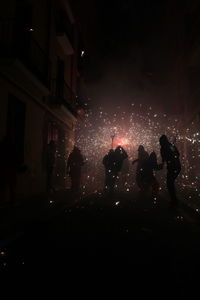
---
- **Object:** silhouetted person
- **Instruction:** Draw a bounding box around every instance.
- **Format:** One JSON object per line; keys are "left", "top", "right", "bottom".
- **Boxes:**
{"left": 159, "top": 135, "right": 181, "bottom": 206}
{"left": 145, "top": 151, "right": 162, "bottom": 198}
{"left": 114, "top": 146, "right": 128, "bottom": 173}
{"left": 67, "top": 146, "right": 84, "bottom": 192}
{"left": 0, "top": 135, "right": 17, "bottom": 205}
{"left": 46, "top": 140, "right": 56, "bottom": 194}
{"left": 102, "top": 149, "right": 116, "bottom": 192}
{"left": 132, "top": 145, "right": 149, "bottom": 191}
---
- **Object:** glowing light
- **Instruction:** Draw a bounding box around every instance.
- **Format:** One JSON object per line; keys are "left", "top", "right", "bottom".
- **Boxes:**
{"left": 74, "top": 105, "right": 200, "bottom": 199}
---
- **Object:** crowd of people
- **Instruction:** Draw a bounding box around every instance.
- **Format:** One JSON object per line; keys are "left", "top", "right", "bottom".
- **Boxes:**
{"left": 0, "top": 133, "right": 181, "bottom": 207}
{"left": 37, "top": 133, "right": 183, "bottom": 207}
{"left": 102, "top": 134, "right": 181, "bottom": 207}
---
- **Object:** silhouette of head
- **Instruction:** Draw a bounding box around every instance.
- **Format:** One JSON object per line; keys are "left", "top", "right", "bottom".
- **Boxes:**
{"left": 149, "top": 151, "right": 157, "bottom": 163}
{"left": 115, "top": 146, "right": 123, "bottom": 154}
{"left": 116, "top": 145, "right": 122, "bottom": 150}
{"left": 159, "top": 135, "right": 169, "bottom": 146}
{"left": 138, "top": 145, "right": 145, "bottom": 152}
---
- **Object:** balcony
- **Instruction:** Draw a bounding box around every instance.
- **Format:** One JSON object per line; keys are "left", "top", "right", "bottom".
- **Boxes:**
{"left": 56, "top": 12, "right": 74, "bottom": 55}
{"left": 49, "top": 78, "right": 78, "bottom": 119}
{"left": 0, "top": 18, "right": 50, "bottom": 92}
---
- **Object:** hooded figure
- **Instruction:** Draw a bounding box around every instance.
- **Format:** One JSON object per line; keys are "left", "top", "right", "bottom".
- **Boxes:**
{"left": 132, "top": 145, "right": 149, "bottom": 190}
{"left": 114, "top": 146, "right": 128, "bottom": 173}
{"left": 159, "top": 135, "right": 181, "bottom": 205}
{"left": 67, "top": 146, "right": 84, "bottom": 192}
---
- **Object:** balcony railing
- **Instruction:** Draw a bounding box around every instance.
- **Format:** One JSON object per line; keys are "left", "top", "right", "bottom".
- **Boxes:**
{"left": 0, "top": 18, "right": 50, "bottom": 88}
{"left": 51, "top": 78, "right": 78, "bottom": 117}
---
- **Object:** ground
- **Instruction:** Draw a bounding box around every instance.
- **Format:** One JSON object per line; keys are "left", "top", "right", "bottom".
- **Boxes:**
{"left": 1, "top": 190, "right": 200, "bottom": 295}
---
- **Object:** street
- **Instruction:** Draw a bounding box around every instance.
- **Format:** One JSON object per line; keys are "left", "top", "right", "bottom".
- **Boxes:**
{"left": 1, "top": 190, "right": 200, "bottom": 295}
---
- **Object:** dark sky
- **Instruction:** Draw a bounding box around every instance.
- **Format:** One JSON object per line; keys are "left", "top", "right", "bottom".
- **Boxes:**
{"left": 73, "top": 0, "right": 173, "bottom": 111}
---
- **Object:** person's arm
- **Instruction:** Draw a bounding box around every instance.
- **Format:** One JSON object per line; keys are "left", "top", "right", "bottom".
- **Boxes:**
{"left": 132, "top": 159, "right": 139, "bottom": 165}
{"left": 160, "top": 148, "right": 165, "bottom": 164}
{"left": 121, "top": 148, "right": 128, "bottom": 159}
{"left": 151, "top": 155, "right": 162, "bottom": 171}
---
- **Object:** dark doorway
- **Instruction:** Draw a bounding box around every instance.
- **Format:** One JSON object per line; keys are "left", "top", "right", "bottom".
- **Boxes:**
{"left": 7, "top": 95, "right": 26, "bottom": 165}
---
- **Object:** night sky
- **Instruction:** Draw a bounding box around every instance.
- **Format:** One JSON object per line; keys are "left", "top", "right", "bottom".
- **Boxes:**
{"left": 73, "top": 0, "right": 170, "bottom": 110}
{"left": 73, "top": 0, "right": 200, "bottom": 197}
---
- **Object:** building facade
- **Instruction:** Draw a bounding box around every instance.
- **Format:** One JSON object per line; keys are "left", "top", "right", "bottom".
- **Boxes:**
{"left": 159, "top": 1, "right": 200, "bottom": 174}
{"left": 0, "top": 0, "right": 86, "bottom": 199}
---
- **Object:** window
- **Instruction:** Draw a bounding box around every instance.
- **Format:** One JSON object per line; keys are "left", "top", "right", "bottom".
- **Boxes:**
{"left": 7, "top": 95, "right": 26, "bottom": 165}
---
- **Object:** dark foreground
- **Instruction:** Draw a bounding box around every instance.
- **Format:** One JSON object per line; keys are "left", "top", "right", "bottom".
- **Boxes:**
{"left": 1, "top": 191, "right": 200, "bottom": 295}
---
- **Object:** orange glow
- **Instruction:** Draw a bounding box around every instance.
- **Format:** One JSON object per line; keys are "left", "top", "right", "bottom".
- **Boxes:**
{"left": 114, "top": 138, "right": 129, "bottom": 147}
